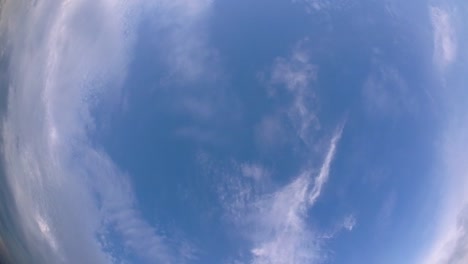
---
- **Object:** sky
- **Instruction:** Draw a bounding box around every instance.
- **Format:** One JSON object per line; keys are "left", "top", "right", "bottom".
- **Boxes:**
{"left": 0, "top": 0, "right": 467, "bottom": 263}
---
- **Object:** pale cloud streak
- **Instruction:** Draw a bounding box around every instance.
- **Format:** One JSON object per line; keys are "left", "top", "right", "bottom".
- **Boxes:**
{"left": 270, "top": 41, "right": 319, "bottom": 146}
{"left": 342, "top": 215, "right": 357, "bottom": 231}
{"left": 292, "top": 0, "right": 351, "bottom": 12}
{"left": 421, "top": 114, "right": 468, "bottom": 264}
{"left": 1, "top": 0, "right": 204, "bottom": 263}
{"left": 361, "top": 63, "right": 416, "bottom": 118}
{"left": 241, "top": 163, "right": 270, "bottom": 182}
{"left": 218, "top": 42, "right": 348, "bottom": 263}
{"left": 249, "top": 125, "right": 344, "bottom": 264}
{"left": 430, "top": 6, "right": 457, "bottom": 69}
{"left": 217, "top": 124, "right": 345, "bottom": 264}
{"left": 309, "top": 122, "right": 344, "bottom": 205}
{"left": 293, "top": 0, "right": 327, "bottom": 11}
{"left": 144, "top": 0, "right": 216, "bottom": 80}
{"left": 419, "top": 5, "right": 466, "bottom": 264}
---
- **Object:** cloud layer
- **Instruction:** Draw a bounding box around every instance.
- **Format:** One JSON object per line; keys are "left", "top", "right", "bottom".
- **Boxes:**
{"left": 249, "top": 126, "right": 344, "bottom": 264}
{"left": 0, "top": 0, "right": 212, "bottom": 263}
{"left": 269, "top": 41, "right": 319, "bottom": 147}
{"left": 430, "top": 6, "right": 457, "bottom": 69}
{"left": 422, "top": 4, "right": 468, "bottom": 264}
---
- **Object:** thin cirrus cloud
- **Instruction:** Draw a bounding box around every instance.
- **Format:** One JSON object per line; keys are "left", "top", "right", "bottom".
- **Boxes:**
{"left": 421, "top": 5, "right": 468, "bottom": 264}
{"left": 246, "top": 43, "right": 347, "bottom": 263}
{"left": 292, "top": 0, "right": 328, "bottom": 11}
{"left": 430, "top": 6, "right": 457, "bottom": 69}
{"left": 361, "top": 63, "right": 414, "bottom": 118}
{"left": 308, "top": 123, "right": 344, "bottom": 205}
{"left": 256, "top": 44, "right": 318, "bottom": 151}
{"left": 1, "top": 0, "right": 209, "bottom": 263}
{"left": 213, "top": 41, "right": 348, "bottom": 263}
{"left": 241, "top": 163, "right": 270, "bottom": 182}
{"left": 270, "top": 41, "right": 319, "bottom": 147}
{"left": 422, "top": 113, "right": 468, "bottom": 264}
{"left": 215, "top": 125, "right": 345, "bottom": 264}
{"left": 292, "top": 0, "right": 351, "bottom": 12}
{"left": 249, "top": 126, "right": 344, "bottom": 264}
{"left": 143, "top": 0, "right": 216, "bottom": 80}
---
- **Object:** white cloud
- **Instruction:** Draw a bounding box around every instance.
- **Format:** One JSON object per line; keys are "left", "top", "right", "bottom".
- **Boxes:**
{"left": 249, "top": 126, "right": 343, "bottom": 264}
{"left": 248, "top": 172, "right": 319, "bottom": 264}
{"left": 270, "top": 41, "right": 319, "bottom": 146}
{"left": 1, "top": 0, "right": 204, "bottom": 263}
{"left": 291, "top": 0, "right": 351, "bottom": 12}
{"left": 418, "top": 7, "right": 466, "bottom": 262}
{"left": 144, "top": 0, "right": 216, "bottom": 80}
{"left": 241, "top": 163, "right": 270, "bottom": 181}
{"left": 321, "top": 214, "right": 357, "bottom": 239}
{"left": 139, "top": 0, "right": 236, "bottom": 147}
{"left": 376, "top": 191, "right": 397, "bottom": 230}
{"left": 342, "top": 215, "right": 356, "bottom": 231}
{"left": 309, "top": 122, "right": 344, "bottom": 205}
{"left": 217, "top": 41, "right": 347, "bottom": 263}
{"left": 362, "top": 64, "right": 416, "bottom": 118}
{"left": 254, "top": 114, "right": 289, "bottom": 152}
{"left": 218, "top": 125, "right": 344, "bottom": 264}
{"left": 294, "top": 0, "right": 328, "bottom": 11}
{"left": 430, "top": 6, "right": 457, "bottom": 69}
{"left": 420, "top": 113, "right": 468, "bottom": 264}
{"left": 420, "top": 35, "right": 468, "bottom": 263}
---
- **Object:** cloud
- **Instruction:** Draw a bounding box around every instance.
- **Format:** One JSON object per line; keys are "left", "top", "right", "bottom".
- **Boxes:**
{"left": 362, "top": 64, "right": 416, "bottom": 118}
{"left": 441, "top": 206, "right": 468, "bottom": 264}
{"left": 217, "top": 124, "right": 344, "bottom": 264}
{"left": 241, "top": 163, "right": 270, "bottom": 181}
{"left": 430, "top": 6, "right": 457, "bottom": 69}
{"left": 424, "top": 206, "right": 468, "bottom": 264}
{"left": 249, "top": 173, "right": 320, "bottom": 264}
{"left": 409, "top": 8, "right": 462, "bottom": 262}
{"left": 319, "top": 214, "right": 356, "bottom": 241}
{"left": 1, "top": 0, "right": 204, "bottom": 263}
{"left": 342, "top": 215, "right": 357, "bottom": 231}
{"left": 421, "top": 113, "right": 468, "bottom": 264}
{"left": 420, "top": 58, "right": 468, "bottom": 264}
{"left": 249, "top": 125, "right": 344, "bottom": 264}
{"left": 376, "top": 190, "right": 397, "bottom": 231}
{"left": 254, "top": 114, "right": 290, "bottom": 152}
{"left": 308, "top": 122, "right": 344, "bottom": 205}
{"left": 269, "top": 40, "right": 319, "bottom": 146}
{"left": 293, "top": 0, "right": 328, "bottom": 11}
{"left": 139, "top": 0, "right": 239, "bottom": 147}
{"left": 144, "top": 0, "right": 216, "bottom": 81}
{"left": 291, "top": 0, "right": 351, "bottom": 12}
{"left": 214, "top": 41, "right": 347, "bottom": 263}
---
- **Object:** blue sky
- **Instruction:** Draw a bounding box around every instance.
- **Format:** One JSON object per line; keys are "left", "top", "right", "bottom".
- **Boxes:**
{"left": 0, "top": 0, "right": 467, "bottom": 263}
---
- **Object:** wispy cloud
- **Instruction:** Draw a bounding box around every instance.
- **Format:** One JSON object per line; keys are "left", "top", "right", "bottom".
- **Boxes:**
{"left": 270, "top": 40, "right": 319, "bottom": 146}
{"left": 293, "top": 0, "right": 328, "bottom": 11}
{"left": 421, "top": 114, "right": 468, "bottom": 264}
{"left": 140, "top": 0, "right": 239, "bottom": 147}
{"left": 430, "top": 206, "right": 468, "bottom": 264}
{"left": 419, "top": 6, "right": 467, "bottom": 264}
{"left": 241, "top": 163, "right": 270, "bottom": 182}
{"left": 217, "top": 124, "right": 345, "bottom": 264}
{"left": 309, "top": 122, "right": 344, "bottom": 205}
{"left": 291, "top": 0, "right": 351, "bottom": 12}
{"left": 249, "top": 173, "right": 319, "bottom": 264}
{"left": 1, "top": 0, "right": 202, "bottom": 263}
{"left": 214, "top": 42, "right": 349, "bottom": 263}
{"left": 342, "top": 215, "right": 357, "bottom": 231}
{"left": 430, "top": 6, "right": 457, "bottom": 69}
{"left": 249, "top": 125, "right": 344, "bottom": 264}
{"left": 362, "top": 63, "right": 416, "bottom": 118}
{"left": 144, "top": 0, "right": 216, "bottom": 81}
